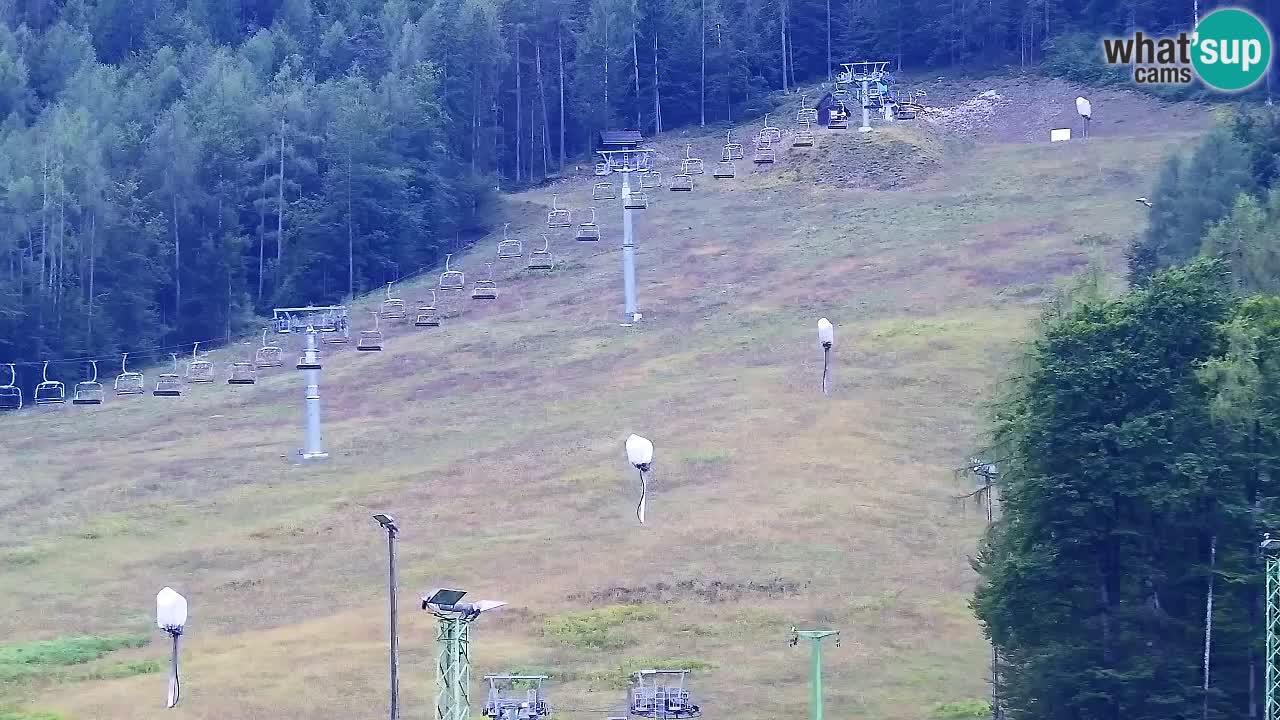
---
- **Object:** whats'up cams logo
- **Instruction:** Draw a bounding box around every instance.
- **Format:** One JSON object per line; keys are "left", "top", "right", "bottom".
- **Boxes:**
{"left": 1102, "top": 7, "right": 1273, "bottom": 91}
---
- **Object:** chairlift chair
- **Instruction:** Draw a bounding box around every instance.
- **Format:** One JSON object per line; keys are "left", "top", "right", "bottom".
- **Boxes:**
{"left": 185, "top": 342, "right": 214, "bottom": 384}
{"left": 439, "top": 254, "right": 466, "bottom": 292}
{"left": 629, "top": 670, "right": 702, "bottom": 719}
{"left": 34, "top": 361, "right": 66, "bottom": 406}
{"left": 153, "top": 354, "right": 183, "bottom": 397}
{"left": 829, "top": 104, "right": 849, "bottom": 130}
{"left": 641, "top": 170, "right": 662, "bottom": 189}
{"left": 793, "top": 123, "right": 815, "bottom": 147}
{"left": 497, "top": 223, "right": 523, "bottom": 259}
{"left": 595, "top": 161, "right": 611, "bottom": 176}
{"left": 577, "top": 209, "right": 600, "bottom": 242}
{"left": 593, "top": 182, "right": 616, "bottom": 201}
{"left": 760, "top": 114, "right": 782, "bottom": 144}
{"left": 72, "top": 361, "right": 104, "bottom": 405}
{"left": 226, "top": 361, "right": 256, "bottom": 385}
{"left": 471, "top": 263, "right": 498, "bottom": 300}
{"left": 547, "top": 194, "right": 571, "bottom": 228}
{"left": 681, "top": 145, "right": 704, "bottom": 175}
{"left": 113, "top": 352, "right": 145, "bottom": 395}
{"left": 624, "top": 189, "right": 648, "bottom": 210}
{"left": 380, "top": 283, "right": 407, "bottom": 320}
{"left": 670, "top": 173, "right": 694, "bottom": 192}
{"left": 415, "top": 290, "right": 441, "bottom": 327}
{"left": 255, "top": 329, "right": 284, "bottom": 368}
{"left": 528, "top": 235, "right": 555, "bottom": 269}
{"left": 713, "top": 160, "right": 736, "bottom": 179}
{"left": 0, "top": 363, "right": 21, "bottom": 411}
{"left": 357, "top": 312, "right": 384, "bottom": 352}
{"left": 753, "top": 144, "right": 776, "bottom": 164}
{"left": 798, "top": 94, "right": 819, "bottom": 124}
{"left": 722, "top": 130, "right": 744, "bottom": 161}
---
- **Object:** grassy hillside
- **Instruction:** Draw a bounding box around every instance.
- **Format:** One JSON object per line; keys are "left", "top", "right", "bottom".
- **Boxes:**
{"left": 0, "top": 83, "right": 1204, "bottom": 720}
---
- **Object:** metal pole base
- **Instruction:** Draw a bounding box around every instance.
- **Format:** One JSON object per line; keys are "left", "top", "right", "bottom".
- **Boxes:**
{"left": 619, "top": 312, "right": 643, "bottom": 327}
{"left": 858, "top": 126, "right": 872, "bottom": 133}
{"left": 291, "top": 449, "right": 330, "bottom": 464}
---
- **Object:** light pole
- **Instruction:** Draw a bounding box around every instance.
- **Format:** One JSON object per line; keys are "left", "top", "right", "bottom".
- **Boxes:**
{"left": 156, "top": 587, "right": 188, "bottom": 709}
{"left": 423, "top": 588, "right": 508, "bottom": 720}
{"left": 817, "top": 318, "right": 834, "bottom": 395}
{"left": 374, "top": 514, "right": 401, "bottom": 720}
{"left": 789, "top": 628, "right": 839, "bottom": 720}
{"left": 626, "top": 434, "right": 654, "bottom": 524}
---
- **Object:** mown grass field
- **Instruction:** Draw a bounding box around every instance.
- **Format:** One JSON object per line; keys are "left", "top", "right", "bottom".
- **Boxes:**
{"left": 0, "top": 90, "right": 1204, "bottom": 720}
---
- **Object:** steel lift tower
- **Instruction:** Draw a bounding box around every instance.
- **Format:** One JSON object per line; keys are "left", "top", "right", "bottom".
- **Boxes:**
{"left": 790, "top": 628, "right": 840, "bottom": 720}
{"left": 423, "top": 589, "right": 507, "bottom": 720}
{"left": 1264, "top": 534, "right": 1280, "bottom": 720}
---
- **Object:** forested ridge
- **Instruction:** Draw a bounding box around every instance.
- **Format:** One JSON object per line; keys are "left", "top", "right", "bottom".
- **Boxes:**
{"left": 0, "top": 0, "right": 1264, "bottom": 385}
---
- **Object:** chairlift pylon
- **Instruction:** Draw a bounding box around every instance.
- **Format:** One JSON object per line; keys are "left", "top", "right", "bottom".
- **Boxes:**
{"left": 357, "top": 312, "right": 384, "bottom": 352}
{"left": 548, "top": 194, "right": 572, "bottom": 228}
{"left": 471, "top": 263, "right": 498, "bottom": 300}
{"left": 0, "top": 363, "right": 21, "bottom": 410}
{"left": 72, "top": 360, "right": 104, "bottom": 405}
{"left": 415, "top": 290, "right": 441, "bottom": 327}
{"left": 255, "top": 329, "right": 284, "bottom": 368}
{"left": 34, "top": 361, "right": 65, "bottom": 406}
{"left": 439, "top": 254, "right": 466, "bottom": 292}
{"left": 576, "top": 208, "right": 600, "bottom": 242}
{"left": 186, "top": 342, "right": 214, "bottom": 384}
{"left": 528, "top": 235, "right": 555, "bottom": 270}
{"left": 114, "top": 352, "right": 145, "bottom": 395}
{"left": 153, "top": 354, "right": 183, "bottom": 397}
{"left": 497, "top": 222, "right": 523, "bottom": 259}
{"left": 381, "top": 282, "right": 407, "bottom": 320}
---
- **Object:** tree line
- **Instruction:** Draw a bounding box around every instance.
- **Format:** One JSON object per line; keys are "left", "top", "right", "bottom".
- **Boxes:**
{"left": 0, "top": 0, "right": 1255, "bottom": 387}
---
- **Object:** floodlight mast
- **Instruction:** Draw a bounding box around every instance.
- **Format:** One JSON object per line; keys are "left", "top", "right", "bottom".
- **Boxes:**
{"left": 424, "top": 589, "right": 507, "bottom": 720}
{"left": 374, "top": 514, "right": 401, "bottom": 720}
{"left": 789, "top": 628, "right": 839, "bottom": 720}
{"left": 597, "top": 149, "right": 655, "bottom": 327}
{"left": 156, "top": 587, "right": 188, "bottom": 709}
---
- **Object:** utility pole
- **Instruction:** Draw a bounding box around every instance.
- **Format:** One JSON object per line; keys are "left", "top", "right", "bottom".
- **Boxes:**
{"left": 373, "top": 514, "right": 401, "bottom": 720}
{"left": 789, "top": 628, "right": 839, "bottom": 720}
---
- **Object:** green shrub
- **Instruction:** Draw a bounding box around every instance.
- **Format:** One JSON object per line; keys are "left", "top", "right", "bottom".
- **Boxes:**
{"left": 932, "top": 699, "right": 992, "bottom": 718}
{"left": 0, "top": 634, "right": 151, "bottom": 683}
{"left": 544, "top": 606, "right": 660, "bottom": 649}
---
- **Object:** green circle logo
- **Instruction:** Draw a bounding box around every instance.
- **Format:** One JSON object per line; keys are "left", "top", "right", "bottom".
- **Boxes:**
{"left": 1192, "top": 8, "right": 1273, "bottom": 91}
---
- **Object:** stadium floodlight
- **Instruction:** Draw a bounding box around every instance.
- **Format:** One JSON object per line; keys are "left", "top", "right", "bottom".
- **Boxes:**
{"left": 626, "top": 434, "right": 654, "bottom": 524}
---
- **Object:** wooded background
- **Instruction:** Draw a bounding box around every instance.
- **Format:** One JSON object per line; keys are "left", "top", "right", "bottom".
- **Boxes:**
{"left": 0, "top": 0, "right": 1262, "bottom": 379}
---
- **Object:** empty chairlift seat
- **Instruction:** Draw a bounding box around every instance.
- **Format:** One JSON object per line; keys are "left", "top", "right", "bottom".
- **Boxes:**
{"left": 624, "top": 189, "right": 649, "bottom": 210}
{"left": 670, "top": 173, "right": 694, "bottom": 192}
{"left": 113, "top": 352, "right": 145, "bottom": 395}
{"left": 680, "top": 145, "right": 704, "bottom": 175}
{"left": 153, "top": 354, "right": 183, "bottom": 397}
{"left": 641, "top": 170, "right": 662, "bottom": 189}
{"left": 593, "top": 182, "right": 616, "bottom": 201}
{"left": 357, "top": 312, "right": 384, "bottom": 352}
{"left": 34, "top": 361, "right": 65, "bottom": 406}
{"left": 496, "top": 223, "right": 522, "bottom": 259}
{"left": 72, "top": 361, "right": 104, "bottom": 405}
{"left": 753, "top": 144, "right": 776, "bottom": 164}
{"left": 713, "top": 160, "right": 736, "bottom": 179}
{"left": 528, "top": 236, "right": 555, "bottom": 270}
{"left": 722, "top": 130, "right": 744, "bottom": 161}
{"left": 185, "top": 342, "right": 214, "bottom": 384}
{"left": 438, "top": 254, "right": 466, "bottom": 292}
{"left": 415, "top": 291, "right": 441, "bottom": 327}
{"left": 380, "top": 283, "right": 407, "bottom": 320}
{"left": 471, "top": 264, "right": 498, "bottom": 300}
{"left": 228, "top": 362, "right": 257, "bottom": 385}
{"left": 0, "top": 363, "right": 21, "bottom": 411}
{"left": 577, "top": 209, "right": 600, "bottom": 242}
{"left": 255, "top": 330, "right": 284, "bottom": 368}
{"left": 547, "top": 194, "right": 571, "bottom": 228}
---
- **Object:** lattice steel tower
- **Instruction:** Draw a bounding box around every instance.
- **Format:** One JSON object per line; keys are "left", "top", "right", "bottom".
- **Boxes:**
{"left": 1264, "top": 534, "right": 1280, "bottom": 720}
{"left": 423, "top": 589, "right": 507, "bottom": 720}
